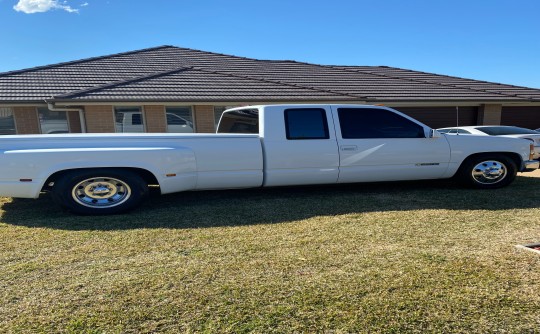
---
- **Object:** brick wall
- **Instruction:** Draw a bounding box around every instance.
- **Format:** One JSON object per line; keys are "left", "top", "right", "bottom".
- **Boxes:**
{"left": 194, "top": 105, "right": 215, "bottom": 133}
{"left": 144, "top": 105, "right": 166, "bottom": 132}
{"left": 13, "top": 107, "right": 40, "bottom": 134}
{"left": 478, "top": 104, "right": 502, "bottom": 125}
{"left": 84, "top": 105, "right": 115, "bottom": 133}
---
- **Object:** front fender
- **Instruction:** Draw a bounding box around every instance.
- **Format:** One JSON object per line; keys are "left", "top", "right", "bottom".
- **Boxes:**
{"left": 442, "top": 135, "right": 530, "bottom": 177}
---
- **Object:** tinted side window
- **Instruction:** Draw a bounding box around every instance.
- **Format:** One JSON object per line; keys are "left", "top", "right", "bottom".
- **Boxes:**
{"left": 338, "top": 108, "right": 425, "bottom": 139}
{"left": 476, "top": 126, "right": 539, "bottom": 136}
{"left": 285, "top": 108, "right": 329, "bottom": 140}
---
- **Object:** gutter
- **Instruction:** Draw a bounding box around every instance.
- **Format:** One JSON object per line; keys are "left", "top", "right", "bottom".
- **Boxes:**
{"left": 45, "top": 99, "right": 86, "bottom": 133}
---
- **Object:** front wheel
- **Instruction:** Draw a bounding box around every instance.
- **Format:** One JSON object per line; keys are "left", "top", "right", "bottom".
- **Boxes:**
{"left": 457, "top": 155, "right": 517, "bottom": 189}
{"left": 51, "top": 169, "right": 149, "bottom": 215}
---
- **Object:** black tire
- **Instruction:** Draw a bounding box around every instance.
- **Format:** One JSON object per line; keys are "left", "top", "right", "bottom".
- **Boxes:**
{"left": 51, "top": 169, "right": 149, "bottom": 215}
{"left": 457, "top": 154, "right": 517, "bottom": 189}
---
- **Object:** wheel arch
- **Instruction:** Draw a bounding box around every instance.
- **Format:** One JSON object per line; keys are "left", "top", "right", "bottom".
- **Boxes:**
{"left": 454, "top": 151, "right": 522, "bottom": 177}
{"left": 42, "top": 167, "right": 160, "bottom": 191}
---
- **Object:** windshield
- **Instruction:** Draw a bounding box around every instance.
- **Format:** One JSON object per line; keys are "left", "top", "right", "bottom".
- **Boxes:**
{"left": 476, "top": 126, "right": 540, "bottom": 136}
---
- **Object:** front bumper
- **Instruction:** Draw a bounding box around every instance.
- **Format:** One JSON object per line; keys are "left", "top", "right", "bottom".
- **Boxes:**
{"left": 521, "top": 160, "right": 540, "bottom": 172}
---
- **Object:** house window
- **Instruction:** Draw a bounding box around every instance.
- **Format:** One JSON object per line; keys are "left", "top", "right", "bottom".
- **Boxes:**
{"left": 114, "top": 107, "right": 144, "bottom": 133}
{"left": 37, "top": 107, "right": 69, "bottom": 134}
{"left": 214, "top": 106, "right": 239, "bottom": 129}
{"left": 0, "top": 107, "right": 16, "bottom": 135}
{"left": 165, "top": 107, "right": 195, "bottom": 133}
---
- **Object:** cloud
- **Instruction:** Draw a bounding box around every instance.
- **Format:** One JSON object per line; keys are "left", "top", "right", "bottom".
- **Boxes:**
{"left": 13, "top": 0, "right": 81, "bottom": 14}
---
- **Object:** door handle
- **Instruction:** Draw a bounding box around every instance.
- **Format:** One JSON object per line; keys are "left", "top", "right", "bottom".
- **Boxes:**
{"left": 340, "top": 145, "right": 358, "bottom": 151}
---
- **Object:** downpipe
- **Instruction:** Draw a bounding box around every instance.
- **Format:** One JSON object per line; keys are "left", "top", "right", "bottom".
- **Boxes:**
{"left": 45, "top": 99, "right": 86, "bottom": 133}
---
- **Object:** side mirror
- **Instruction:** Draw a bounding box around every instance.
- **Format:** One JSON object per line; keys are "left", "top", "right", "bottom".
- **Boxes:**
{"left": 429, "top": 129, "right": 442, "bottom": 138}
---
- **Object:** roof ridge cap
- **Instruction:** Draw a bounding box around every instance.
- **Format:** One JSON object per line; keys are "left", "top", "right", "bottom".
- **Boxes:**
{"left": 0, "top": 45, "right": 174, "bottom": 78}
{"left": 170, "top": 46, "right": 270, "bottom": 62}
{"left": 330, "top": 65, "right": 535, "bottom": 101}
{"left": 56, "top": 66, "right": 191, "bottom": 99}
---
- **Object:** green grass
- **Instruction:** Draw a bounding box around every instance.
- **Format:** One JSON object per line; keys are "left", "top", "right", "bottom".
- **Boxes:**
{"left": 1, "top": 177, "right": 540, "bottom": 333}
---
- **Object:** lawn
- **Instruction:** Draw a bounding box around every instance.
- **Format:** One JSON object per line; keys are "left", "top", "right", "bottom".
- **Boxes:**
{"left": 1, "top": 176, "right": 540, "bottom": 333}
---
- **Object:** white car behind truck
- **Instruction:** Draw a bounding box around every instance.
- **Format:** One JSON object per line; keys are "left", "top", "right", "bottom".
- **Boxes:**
{"left": 0, "top": 104, "right": 538, "bottom": 215}
{"left": 437, "top": 125, "right": 540, "bottom": 160}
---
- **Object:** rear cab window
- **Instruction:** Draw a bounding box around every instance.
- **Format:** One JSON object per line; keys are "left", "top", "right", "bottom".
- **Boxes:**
{"left": 217, "top": 108, "right": 259, "bottom": 134}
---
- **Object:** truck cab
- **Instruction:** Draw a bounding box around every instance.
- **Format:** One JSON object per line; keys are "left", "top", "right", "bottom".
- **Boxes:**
{"left": 220, "top": 105, "right": 451, "bottom": 185}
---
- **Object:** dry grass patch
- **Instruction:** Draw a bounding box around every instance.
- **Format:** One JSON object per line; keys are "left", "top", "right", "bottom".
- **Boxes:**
{"left": 1, "top": 177, "right": 540, "bottom": 333}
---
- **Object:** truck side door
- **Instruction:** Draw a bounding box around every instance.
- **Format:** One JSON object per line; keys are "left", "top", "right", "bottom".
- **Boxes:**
{"left": 262, "top": 106, "right": 340, "bottom": 186}
{"left": 331, "top": 106, "right": 451, "bottom": 183}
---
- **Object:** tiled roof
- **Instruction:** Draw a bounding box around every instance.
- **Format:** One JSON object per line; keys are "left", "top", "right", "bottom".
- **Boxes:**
{"left": 1, "top": 45, "right": 539, "bottom": 103}
{"left": 332, "top": 65, "right": 540, "bottom": 101}
{"left": 54, "top": 67, "right": 359, "bottom": 102}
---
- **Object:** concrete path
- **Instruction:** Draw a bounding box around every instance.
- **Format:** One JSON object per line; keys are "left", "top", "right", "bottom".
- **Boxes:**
{"left": 519, "top": 169, "right": 540, "bottom": 178}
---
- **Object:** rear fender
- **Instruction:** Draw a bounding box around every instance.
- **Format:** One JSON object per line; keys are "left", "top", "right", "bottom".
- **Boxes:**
{"left": 4, "top": 147, "right": 197, "bottom": 197}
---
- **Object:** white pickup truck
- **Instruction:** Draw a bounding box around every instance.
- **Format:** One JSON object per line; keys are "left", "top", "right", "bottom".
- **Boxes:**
{"left": 0, "top": 104, "right": 538, "bottom": 215}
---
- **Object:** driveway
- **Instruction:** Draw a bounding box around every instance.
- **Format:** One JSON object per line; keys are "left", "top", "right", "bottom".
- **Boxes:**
{"left": 519, "top": 169, "right": 540, "bottom": 178}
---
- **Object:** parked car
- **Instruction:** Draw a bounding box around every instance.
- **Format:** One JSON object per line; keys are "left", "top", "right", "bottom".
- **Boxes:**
{"left": 437, "top": 126, "right": 540, "bottom": 160}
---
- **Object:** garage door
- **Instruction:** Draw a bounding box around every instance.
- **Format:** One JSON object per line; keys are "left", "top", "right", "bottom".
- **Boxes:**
{"left": 501, "top": 106, "right": 540, "bottom": 129}
{"left": 393, "top": 107, "right": 478, "bottom": 129}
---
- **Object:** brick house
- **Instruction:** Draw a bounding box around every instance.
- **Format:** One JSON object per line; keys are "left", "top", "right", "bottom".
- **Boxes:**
{"left": 1, "top": 45, "right": 540, "bottom": 135}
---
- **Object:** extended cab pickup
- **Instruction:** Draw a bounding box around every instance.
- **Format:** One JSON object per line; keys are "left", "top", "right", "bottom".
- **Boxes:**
{"left": 0, "top": 104, "right": 538, "bottom": 214}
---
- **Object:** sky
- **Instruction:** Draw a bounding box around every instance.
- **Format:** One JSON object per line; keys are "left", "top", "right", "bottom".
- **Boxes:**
{"left": 1, "top": 0, "right": 539, "bottom": 88}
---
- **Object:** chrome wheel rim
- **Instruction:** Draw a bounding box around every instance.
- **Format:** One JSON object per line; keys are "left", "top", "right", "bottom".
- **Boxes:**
{"left": 71, "top": 177, "right": 131, "bottom": 208}
{"left": 471, "top": 160, "right": 507, "bottom": 185}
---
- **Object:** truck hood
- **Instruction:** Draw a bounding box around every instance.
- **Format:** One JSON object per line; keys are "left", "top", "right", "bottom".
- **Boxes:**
{"left": 443, "top": 133, "right": 532, "bottom": 162}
